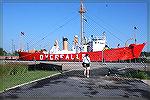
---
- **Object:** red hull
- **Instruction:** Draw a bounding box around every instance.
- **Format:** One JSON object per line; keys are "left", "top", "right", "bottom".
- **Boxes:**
{"left": 18, "top": 43, "right": 145, "bottom": 62}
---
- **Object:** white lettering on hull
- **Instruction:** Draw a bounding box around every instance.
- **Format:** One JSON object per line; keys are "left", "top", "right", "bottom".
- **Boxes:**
{"left": 76, "top": 54, "right": 79, "bottom": 59}
{"left": 45, "top": 54, "right": 48, "bottom": 58}
{"left": 40, "top": 55, "right": 43, "bottom": 60}
{"left": 50, "top": 55, "right": 53, "bottom": 60}
{"left": 60, "top": 54, "right": 64, "bottom": 59}
{"left": 40, "top": 54, "right": 80, "bottom": 61}
{"left": 82, "top": 54, "right": 86, "bottom": 59}
{"left": 71, "top": 54, "right": 74, "bottom": 60}
{"left": 66, "top": 54, "right": 69, "bottom": 59}
{"left": 55, "top": 55, "right": 59, "bottom": 60}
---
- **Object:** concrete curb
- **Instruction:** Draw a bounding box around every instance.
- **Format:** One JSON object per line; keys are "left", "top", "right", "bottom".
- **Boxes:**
{"left": 142, "top": 80, "right": 150, "bottom": 86}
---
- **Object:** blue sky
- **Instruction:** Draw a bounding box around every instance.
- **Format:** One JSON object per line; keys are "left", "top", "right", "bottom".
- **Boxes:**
{"left": 3, "top": 1, "right": 148, "bottom": 53}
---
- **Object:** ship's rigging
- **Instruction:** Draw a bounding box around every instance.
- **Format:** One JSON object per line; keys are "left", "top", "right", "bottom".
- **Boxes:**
{"left": 20, "top": 0, "right": 138, "bottom": 52}
{"left": 18, "top": 0, "right": 145, "bottom": 62}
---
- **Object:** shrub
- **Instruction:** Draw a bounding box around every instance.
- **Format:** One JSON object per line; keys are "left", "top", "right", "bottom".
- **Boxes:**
{"left": 134, "top": 71, "right": 148, "bottom": 79}
{"left": 123, "top": 70, "right": 148, "bottom": 79}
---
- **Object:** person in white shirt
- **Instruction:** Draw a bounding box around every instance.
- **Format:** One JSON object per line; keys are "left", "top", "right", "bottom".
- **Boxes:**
{"left": 82, "top": 54, "right": 91, "bottom": 78}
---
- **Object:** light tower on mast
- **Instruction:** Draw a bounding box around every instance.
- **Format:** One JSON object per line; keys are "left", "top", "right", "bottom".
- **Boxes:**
{"left": 79, "top": 0, "right": 86, "bottom": 47}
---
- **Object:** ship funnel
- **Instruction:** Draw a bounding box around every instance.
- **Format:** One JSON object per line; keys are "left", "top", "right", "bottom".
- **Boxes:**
{"left": 74, "top": 35, "right": 78, "bottom": 45}
{"left": 63, "top": 37, "right": 68, "bottom": 50}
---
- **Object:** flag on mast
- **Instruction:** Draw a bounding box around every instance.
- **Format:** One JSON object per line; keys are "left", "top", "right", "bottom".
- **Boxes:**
{"left": 134, "top": 27, "right": 137, "bottom": 30}
{"left": 84, "top": 18, "right": 87, "bottom": 22}
{"left": 21, "top": 32, "right": 25, "bottom": 35}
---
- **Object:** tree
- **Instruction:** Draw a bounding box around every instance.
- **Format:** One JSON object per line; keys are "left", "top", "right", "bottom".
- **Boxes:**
{"left": 0, "top": 48, "right": 7, "bottom": 56}
{"left": 12, "top": 51, "right": 19, "bottom": 56}
{"left": 0, "top": 48, "right": 3, "bottom": 56}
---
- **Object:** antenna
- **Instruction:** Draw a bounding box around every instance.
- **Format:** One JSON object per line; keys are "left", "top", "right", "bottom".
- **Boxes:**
{"left": 11, "top": 39, "right": 14, "bottom": 54}
{"left": 27, "top": 43, "right": 29, "bottom": 51}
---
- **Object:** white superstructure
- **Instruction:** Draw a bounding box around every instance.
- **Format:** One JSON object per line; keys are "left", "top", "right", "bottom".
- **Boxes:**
{"left": 92, "top": 35, "right": 106, "bottom": 51}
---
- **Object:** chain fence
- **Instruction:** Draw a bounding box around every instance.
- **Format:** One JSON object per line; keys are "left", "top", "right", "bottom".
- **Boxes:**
{"left": 0, "top": 55, "right": 150, "bottom": 99}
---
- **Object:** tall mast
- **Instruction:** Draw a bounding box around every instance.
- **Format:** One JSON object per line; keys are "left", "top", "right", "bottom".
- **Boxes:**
{"left": 20, "top": 32, "right": 24, "bottom": 51}
{"left": 79, "top": 0, "right": 86, "bottom": 46}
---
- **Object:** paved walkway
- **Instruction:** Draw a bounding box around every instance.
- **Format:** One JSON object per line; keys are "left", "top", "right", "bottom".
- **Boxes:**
{"left": 0, "top": 68, "right": 150, "bottom": 100}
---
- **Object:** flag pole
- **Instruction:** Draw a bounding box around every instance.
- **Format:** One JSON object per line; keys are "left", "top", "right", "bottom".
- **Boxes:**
{"left": 20, "top": 32, "right": 24, "bottom": 51}
{"left": 134, "top": 27, "right": 137, "bottom": 44}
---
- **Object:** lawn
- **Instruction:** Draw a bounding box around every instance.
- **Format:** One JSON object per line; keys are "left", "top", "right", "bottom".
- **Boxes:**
{"left": 0, "top": 61, "right": 60, "bottom": 92}
{"left": 0, "top": 70, "right": 59, "bottom": 92}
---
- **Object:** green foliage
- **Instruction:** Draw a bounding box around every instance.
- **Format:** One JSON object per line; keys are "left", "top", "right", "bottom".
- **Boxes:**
{"left": 0, "top": 63, "right": 28, "bottom": 76}
{"left": 0, "top": 62, "right": 59, "bottom": 91}
{"left": 0, "top": 71, "right": 59, "bottom": 91}
{"left": 0, "top": 48, "right": 19, "bottom": 56}
{"left": 135, "top": 71, "right": 148, "bottom": 79}
{"left": 13, "top": 50, "right": 19, "bottom": 56}
{"left": 0, "top": 48, "right": 4, "bottom": 56}
{"left": 142, "top": 52, "right": 150, "bottom": 57}
{"left": 123, "top": 70, "right": 149, "bottom": 80}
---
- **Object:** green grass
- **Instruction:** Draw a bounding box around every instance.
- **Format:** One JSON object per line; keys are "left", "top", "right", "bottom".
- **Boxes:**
{"left": 144, "top": 71, "right": 150, "bottom": 80}
{"left": 0, "top": 63, "right": 28, "bottom": 76}
{"left": 0, "top": 62, "right": 60, "bottom": 92}
{"left": 0, "top": 71, "right": 59, "bottom": 92}
{"left": 123, "top": 70, "right": 150, "bottom": 80}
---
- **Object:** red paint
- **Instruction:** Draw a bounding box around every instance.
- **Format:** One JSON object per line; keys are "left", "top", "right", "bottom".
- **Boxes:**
{"left": 18, "top": 43, "right": 145, "bottom": 62}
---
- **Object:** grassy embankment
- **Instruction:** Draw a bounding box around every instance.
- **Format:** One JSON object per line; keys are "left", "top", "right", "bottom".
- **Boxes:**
{"left": 0, "top": 62, "right": 59, "bottom": 92}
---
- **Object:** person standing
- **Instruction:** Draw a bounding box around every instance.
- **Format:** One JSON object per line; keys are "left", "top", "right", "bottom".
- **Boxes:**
{"left": 82, "top": 54, "right": 91, "bottom": 78}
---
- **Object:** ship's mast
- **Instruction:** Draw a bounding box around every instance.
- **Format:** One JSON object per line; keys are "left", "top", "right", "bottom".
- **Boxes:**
{"left": 79, "top": 0, "right": 86, "bottom": 47}
{"left": 20, "top": 32, "right": 24, "bottom": 51}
